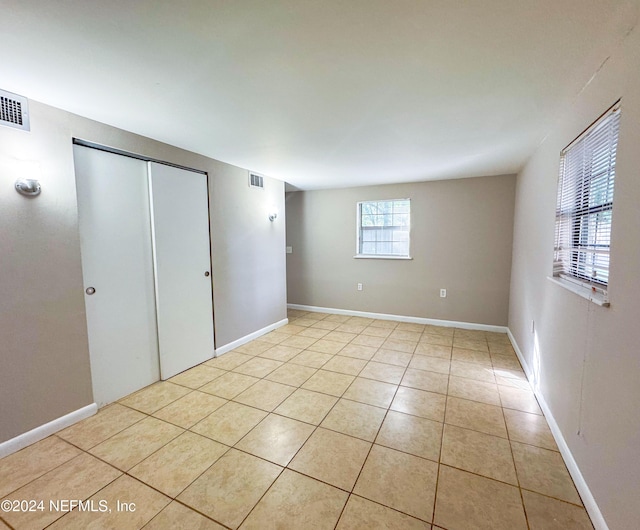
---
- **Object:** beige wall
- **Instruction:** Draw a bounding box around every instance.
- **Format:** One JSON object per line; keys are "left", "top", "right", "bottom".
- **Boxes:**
{"left": 286, "top": 175, "right": 516, "bottom": 326}
{"left": 508, "top": 24, "right": 640, "bottom": 530}
{"left": 0, "top": 101, "right": 286, "bottom": 444}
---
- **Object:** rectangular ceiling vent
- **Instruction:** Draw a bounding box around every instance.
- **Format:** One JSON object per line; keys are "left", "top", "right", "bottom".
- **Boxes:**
{"left": 0, "top": 89, "right": 30, "bottom": 131}
{"left": 249, "top": 172, "right": 264, "bottom": 189}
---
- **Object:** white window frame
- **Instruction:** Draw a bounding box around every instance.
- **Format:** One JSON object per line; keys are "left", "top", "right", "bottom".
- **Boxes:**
{"left": 355, "top": 198, "right": 412, "bottom": 259}
{"left": 551, "top": 101, "right": 620, "bottom": 306}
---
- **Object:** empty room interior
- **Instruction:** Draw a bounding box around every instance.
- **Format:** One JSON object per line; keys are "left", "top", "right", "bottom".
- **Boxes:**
{"left": 1, "top": 1, "right": 639, "bottom": 529}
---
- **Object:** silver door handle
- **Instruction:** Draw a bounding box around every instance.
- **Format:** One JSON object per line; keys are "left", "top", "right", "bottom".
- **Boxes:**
{"left": 86, "top": 287, "right": 96, "bottom": 295}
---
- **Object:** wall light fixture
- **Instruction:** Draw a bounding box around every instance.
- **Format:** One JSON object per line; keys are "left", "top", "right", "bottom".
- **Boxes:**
{"left": 15, "top": 178, "right": 41, "bottom": 197}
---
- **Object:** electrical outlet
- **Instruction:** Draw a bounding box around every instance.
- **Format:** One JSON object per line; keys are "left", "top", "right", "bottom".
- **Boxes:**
{"left": 440, "top": 289, "right": 447, "bottom": 298}
{"left": 285, "top": 246, "right": 292, "bottom": 254}
{"left": 357, "top": 283, "right": 363, "bottom": 291}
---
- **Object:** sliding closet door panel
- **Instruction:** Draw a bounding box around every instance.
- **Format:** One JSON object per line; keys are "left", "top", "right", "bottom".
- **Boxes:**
{"left": 148, "top": 162, "right": 215, "bottom": 379}
{"left": 74, "top": 146, "right": 160, "bottom": 406}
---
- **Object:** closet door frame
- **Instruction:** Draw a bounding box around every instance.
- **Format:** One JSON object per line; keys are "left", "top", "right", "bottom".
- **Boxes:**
{"left": 73, "top": 139, "right": 216, "bottom": 405}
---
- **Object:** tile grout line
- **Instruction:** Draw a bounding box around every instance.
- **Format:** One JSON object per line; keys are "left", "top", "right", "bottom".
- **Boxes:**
{"left": 219, "top": 313, "right": 370, "bottom": 529}
{"left": 299, "top": 314, "right": 411, "bottom": 528}
{"left": 502, "top": 375, "right": 532, "bottom": 530}
{"left": 430, "top": 332, "right": 455, "bottom": 526}
{"left": 334, "top": 331, "right": 417, "bottom": 526}
{"left": 232, "top": 311, "right": 358, "bottom": 528}
{"left": 139, "top": 497, "right": 233, "bottom": 530}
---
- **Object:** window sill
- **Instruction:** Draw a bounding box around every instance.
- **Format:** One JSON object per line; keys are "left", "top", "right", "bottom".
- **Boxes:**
{"left": 547, "top": 276, "right": 610, "bottom": 307}
{"left": 354, "top": 255, "right": 413, "bottom": 260}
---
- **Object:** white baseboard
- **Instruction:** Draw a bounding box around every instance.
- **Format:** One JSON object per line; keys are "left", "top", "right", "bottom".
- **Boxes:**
{"left": 215, "top": 318, "right": 289, "bottom": 356}
{"left": 507, "top": 330, "right": 608, "bottom": 530}
{"left": 506, "top": 328, "right": 535, "bottom": 391}
{"left": 287, "top": 304, "right": 508, "bottom": 333}
{"left": 0, "top": 403, "right": 98, "bottom": 459}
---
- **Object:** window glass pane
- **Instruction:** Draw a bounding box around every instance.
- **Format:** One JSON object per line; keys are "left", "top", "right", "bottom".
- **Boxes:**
{"left": 393, "top": 230, "right": 409, "bottom": 242}
{"left": 392, "top": 242, "right": 409, "bottom": 255}
{"left": 362, "top": 228, "right": 376, "bottom": 242}
{"left": 393, "top": 200, "right": 410, "bottom": 213}
{"left": 361, "top": 203, "right": 376, "bottom": 215}
{"left": 393, "top": 213, "right": 409, "bottom": 227}
{"left": 361, "top": 214, "right": 375, "bottom": 227}
{"left": 375, "top": 242, "right": 391, "bottom": 254}
{"left": 589, "top": 174, "right": 614, "bottom": 206}
{"left": 362, "top": 242, "right": 376, "bottom": 254}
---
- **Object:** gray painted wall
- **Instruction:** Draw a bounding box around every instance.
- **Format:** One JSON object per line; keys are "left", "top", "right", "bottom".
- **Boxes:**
{"left": 0, "top": 101, "right": 286, "bottom": 444}
{"left": 508, "top": 25, "right": 640, "bottom": 529}
{"left": 286, "top": 175, "right": 516, "bottom": 326}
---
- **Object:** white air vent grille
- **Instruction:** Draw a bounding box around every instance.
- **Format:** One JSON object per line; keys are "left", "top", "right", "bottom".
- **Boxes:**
{"left": 0, "top": 89, "right": 30, "bottom": 131}
{"left": 249, "top": 172, "right": 264, "bottom": 189}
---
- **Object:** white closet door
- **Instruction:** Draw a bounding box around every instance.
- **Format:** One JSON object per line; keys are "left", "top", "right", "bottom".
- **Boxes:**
{"left": 74, "top": 146, "right": 160, "bottom": 406}
{"left": 148, "top": 162, "right": 215, "bottom": 379}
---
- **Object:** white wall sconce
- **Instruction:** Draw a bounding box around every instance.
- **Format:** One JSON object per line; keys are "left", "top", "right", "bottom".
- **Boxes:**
{"left": 15, "top": 178, "right": 41, "bottom": 197}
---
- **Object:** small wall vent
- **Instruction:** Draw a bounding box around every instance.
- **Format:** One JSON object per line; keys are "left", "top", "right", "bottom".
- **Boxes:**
{"left": 0, "top": 89, "right": 30, "bottom": 131}
{"left": 249, "top": 172, "right": 264, "bottom": 189}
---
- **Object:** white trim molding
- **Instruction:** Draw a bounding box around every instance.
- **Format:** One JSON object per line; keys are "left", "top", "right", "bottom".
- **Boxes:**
{"left": 507, "top": 330, "right": 609, "bottom": 530}
{"left": 287, "top": 304, "right": 508, "bottom": 333}
{"left": 0, "top": 403, "right": 97, "bottom": 459}
{"left": 214, "top": 318, "right": 288, "bottom": 357}
{"left": 547, "top": 276, "right": 610, "bottom": 307}
{"left": 353, "top": 255, "right": 413, "bottom": 260}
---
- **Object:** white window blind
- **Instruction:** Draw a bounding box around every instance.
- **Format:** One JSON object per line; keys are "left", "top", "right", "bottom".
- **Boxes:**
{"left": 553, "top": 102, "right": 620, "bottom": 293}
{"left": 357, "top": 199, "right": 411, "bottom": 257}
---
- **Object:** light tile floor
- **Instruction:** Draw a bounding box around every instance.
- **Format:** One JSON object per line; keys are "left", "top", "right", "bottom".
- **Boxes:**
{"left": 0, "top": 310, "right": 594, "bottom": 529}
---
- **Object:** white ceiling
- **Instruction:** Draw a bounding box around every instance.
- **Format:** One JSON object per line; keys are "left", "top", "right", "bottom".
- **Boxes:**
{"left": 1, "top": 1, "right": 635, "bottom": 190}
